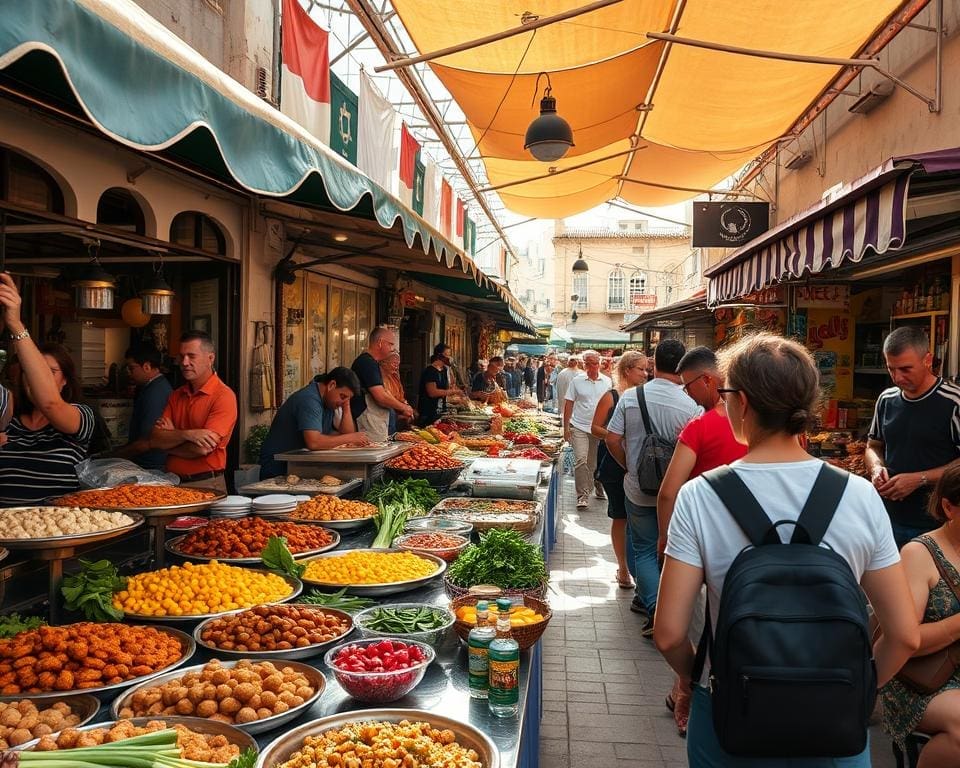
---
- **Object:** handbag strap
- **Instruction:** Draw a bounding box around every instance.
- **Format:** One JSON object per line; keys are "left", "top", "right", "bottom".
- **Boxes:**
{"left": 917, "top": 536, "right": 960, "bottom": 606}
{"left": 636, "top": 385, "right": 654, "bottom": 435}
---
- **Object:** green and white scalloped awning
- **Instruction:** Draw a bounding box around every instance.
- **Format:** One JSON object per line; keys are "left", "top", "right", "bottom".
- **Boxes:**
{"left": 0, "top": 0, "right": 535, "bottom": 334}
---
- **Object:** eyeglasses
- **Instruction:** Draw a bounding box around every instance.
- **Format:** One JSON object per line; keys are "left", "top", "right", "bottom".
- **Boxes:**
{"left": 717, "top": 388, "right": 742, "bottom": 397}
{"left": 681, "top": 374, "right": 706, "bottom": 393}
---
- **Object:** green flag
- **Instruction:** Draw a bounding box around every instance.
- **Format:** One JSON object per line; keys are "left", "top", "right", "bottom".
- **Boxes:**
{"left": 413, "top": 153, "right": 425, "bottom": 215}
{"left": 462, "top": 216, "right": 471, "bottom": 251}
{"left": 329, "top": 73, "right": 358, "bottom": 165}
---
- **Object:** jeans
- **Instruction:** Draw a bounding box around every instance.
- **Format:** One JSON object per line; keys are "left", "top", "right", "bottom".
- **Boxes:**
{"left": 624, "top": 498, "right": 660, "bottom": 612}
{"left": 889, "top": 519, "right": 937, "bottom": 551}
{"left": 687, "top": 685, "right": 870, "bottom": 767}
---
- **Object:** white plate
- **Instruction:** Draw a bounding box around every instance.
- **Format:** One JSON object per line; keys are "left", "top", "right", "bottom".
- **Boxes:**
{"left": 253, "top": 494, "right": 299, "bottom": 506}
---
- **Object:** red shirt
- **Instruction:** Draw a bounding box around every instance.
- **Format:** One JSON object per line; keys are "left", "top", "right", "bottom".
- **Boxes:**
{"left": 161, "top": 373, "right": 238, "bottom": 476}
{"left": 678, "top": 407, "right": 748, "bottom": 478}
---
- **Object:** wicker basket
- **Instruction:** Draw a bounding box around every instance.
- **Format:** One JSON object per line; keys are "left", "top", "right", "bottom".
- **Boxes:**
{"left": 384, "top": 465, "right": 465, "bottom": 488}
{"left": 443, "top": 574, "right": 548, "bottom": 601}
{"left": 449, "top": 594, "right": 552, "bottom": 650}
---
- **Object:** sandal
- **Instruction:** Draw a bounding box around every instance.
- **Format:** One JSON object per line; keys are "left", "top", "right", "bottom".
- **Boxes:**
{"left": 674, "top": 692, "right": 691, "bottom": 737}
{"left": 616, "top": 570, "right": 635, "bottom": 589}
{"left": 665, "top": 693, "right": 675, "bottom": 713}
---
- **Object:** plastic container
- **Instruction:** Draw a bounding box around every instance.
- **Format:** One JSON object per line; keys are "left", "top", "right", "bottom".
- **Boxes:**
{"left": 324, "top": 638, "right": 434, "bottom": 702}
{"left": 404, "top": 517, "right": 474, "bottom": 537}
{"left": 352, "top": 602, "right": 455, "bottom": 649}
{"left": 393, "top": 532, "right": 470, "bottom": 562}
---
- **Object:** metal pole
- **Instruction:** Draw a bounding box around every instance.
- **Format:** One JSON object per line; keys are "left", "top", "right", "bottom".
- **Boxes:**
{"left": 476, "top": 146, "right": 641, "bottom": 194}
{"left": 618, "top": 176, "right": 765, "bottom": 199}
{"left": 374, "top": 0, "right": 624, "bottom": 72}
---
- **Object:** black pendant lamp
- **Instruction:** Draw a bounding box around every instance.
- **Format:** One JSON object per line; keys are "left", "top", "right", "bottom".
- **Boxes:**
{"left": 571, "top": 243, "right": 589, "bottom": 272}
{"left": 524, "top": 73, "right": 574, "bottom": 162}
{"left": 73, "top": 241, "right": 116, "bottom": 310}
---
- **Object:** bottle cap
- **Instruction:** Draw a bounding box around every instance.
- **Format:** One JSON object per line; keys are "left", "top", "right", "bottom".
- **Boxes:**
{"left": 496, "top": 597, "right": 513, "bottom": 611}
{"left": 476, "top": 600, "right": 488, "bottom": 611}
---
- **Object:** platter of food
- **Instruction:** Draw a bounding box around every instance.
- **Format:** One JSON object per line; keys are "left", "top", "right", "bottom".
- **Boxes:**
{"left": 283, "top": 496, "right": 377, "bottom": 531}
{"left": 0, "top": 695, "right": 100, "bottom": 747}
{"left": 165, "top": 517, "right": 339, "bottom": 564}
{"left": 0, "top": 623, "right": 195, "bottom": 700}
{"left": 116, "top": 562, "right": 301, "bottom": 621}
{"left": 193, "top": 604, "right": 353, "bottom": 660}
{"left": 256, "top": 709, "right": 499, "bottom": 768}
{"left": 241, "top": 475, "right": 362, "bottom": 496}
{"left": 0, "top": 507, "right": 144, "bottom": 550}
{"left": 430, "top": 498, "right": 541, "bottom": 531}
{"left": 299, "top": 549, "right": 446, "bottom": 596}
{"left": 14, "top": 716, "right": 258, "bottom": 763}
{"left": 112, "top": 658, "right": 325, "bottom": 735}
{"left": 53, "top": 485, "right": 226, "bottom": 517}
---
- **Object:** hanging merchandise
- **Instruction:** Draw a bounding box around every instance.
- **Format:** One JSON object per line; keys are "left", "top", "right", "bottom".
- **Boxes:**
{"left": 72, "top": 241, "right": 116, "bottom": 310}
{"left": 121, "top": 298, "right": 151, "bottom": 328}
{"left": 250, "top": 321, "right": 276, "bottom": 412}
{"left": 140, "top": 257, "right": 175, "bottom": 316}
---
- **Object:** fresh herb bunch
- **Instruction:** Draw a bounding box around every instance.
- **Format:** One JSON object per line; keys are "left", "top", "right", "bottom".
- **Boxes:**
{"left": 365, "top": 478, "right": 439, "bottom": 515}
{"left": 360, "top": 606, "right": 449, "bottom": 633}
{"left": 228, "top": 747, "right": 258, "bottom": 768}
{"left": 61, "top": 559, "right": 126, "bottom": 622}
{"left": 260, "top": 536, "right": 306, "bottom": 579}
{"left": 0, "top": 613, "right": 45, "bottom": 638}
{"left": 446, "top": 529, "right": 547, "bottom": 589}
{"left": 300, "top": 588, "right": 376, "bottom": 612}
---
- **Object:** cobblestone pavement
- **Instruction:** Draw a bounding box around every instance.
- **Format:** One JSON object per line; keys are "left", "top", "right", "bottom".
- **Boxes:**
{"left": 540, "top": 479, "right": 898, "bottom": 768}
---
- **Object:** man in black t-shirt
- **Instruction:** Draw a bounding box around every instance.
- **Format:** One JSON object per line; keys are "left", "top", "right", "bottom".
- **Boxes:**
{"left": 350, "top": 326, "right": 414, "bottom": 442}
{"left": 417, "top": 347, "right": 461, "bottom": 427}
{"left": 471, "top": 356, "right": 505, "bottom": 404}
{"left": 866, "top": 325, "right": 960, "bottom": 548}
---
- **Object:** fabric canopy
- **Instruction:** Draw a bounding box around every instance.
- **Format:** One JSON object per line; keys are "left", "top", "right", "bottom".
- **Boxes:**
{"left": 621, "top": 289, "right": 708, "bottom": 331}
{"left": 391, "top": 0, "right": 904, "bottom": 215}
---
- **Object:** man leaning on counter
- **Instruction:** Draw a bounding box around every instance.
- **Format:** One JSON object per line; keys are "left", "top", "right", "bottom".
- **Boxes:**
{"left": 149, "top": 330, "right": 237, "bottom": 492}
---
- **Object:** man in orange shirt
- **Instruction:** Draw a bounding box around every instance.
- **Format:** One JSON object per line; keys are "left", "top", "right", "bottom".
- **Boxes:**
{"left": 150, "top": 331, "right": 237, "bottom": 492}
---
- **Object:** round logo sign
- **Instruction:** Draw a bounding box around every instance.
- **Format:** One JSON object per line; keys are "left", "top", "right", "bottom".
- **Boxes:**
{"left": 719, "top": 205, "right": 753, "bottom": 243}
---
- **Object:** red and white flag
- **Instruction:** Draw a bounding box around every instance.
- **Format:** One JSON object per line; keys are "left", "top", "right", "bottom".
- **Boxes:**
{"left": 398, "top": 123, "right": 421, "bottom": 207}
{"left": 281, "top": 0, "right": 331, "bottom": 144}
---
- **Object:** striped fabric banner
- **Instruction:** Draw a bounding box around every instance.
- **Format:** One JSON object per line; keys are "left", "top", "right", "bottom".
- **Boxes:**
{"left": 707, "top": 174, "right": 911, "bottom": 305}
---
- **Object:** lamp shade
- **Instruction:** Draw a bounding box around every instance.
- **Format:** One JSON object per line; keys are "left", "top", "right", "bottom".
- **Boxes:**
{"left": 72, "top": 262, "right": 116, "bottom": 310}
{"left": 524, "top": 94, "right": 574, "bottom": 162}
{"left": 140, "top": 273, "right": 174, "bottom": 316}
{"left": 571, "top": 257, "right": 589, "bottom": 272}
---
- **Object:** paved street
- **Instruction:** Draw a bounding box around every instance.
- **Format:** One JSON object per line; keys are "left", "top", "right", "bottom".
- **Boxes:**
{"left": 540, "top": 477, "right": 899, "bottom": 768}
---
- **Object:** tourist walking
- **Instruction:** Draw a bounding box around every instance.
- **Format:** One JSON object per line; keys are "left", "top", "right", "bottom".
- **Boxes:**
{"left": 563, "top": 350, "right": 611, "bottom": 508}
{"left": 554, "top": 355, "right": 581, "bottom": 414}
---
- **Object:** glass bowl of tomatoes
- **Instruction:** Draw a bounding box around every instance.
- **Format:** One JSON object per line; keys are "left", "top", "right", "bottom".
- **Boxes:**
{"left": 324, "top": 638, "right": 434, "bottom": 702}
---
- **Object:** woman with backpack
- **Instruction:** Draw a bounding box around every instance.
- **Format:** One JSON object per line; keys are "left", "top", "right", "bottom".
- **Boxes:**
{"left": 654, "top": 332, "right": 919, "bottom": 766}
{"left": 882, "top": 462, "right": 960, "bottom": 766}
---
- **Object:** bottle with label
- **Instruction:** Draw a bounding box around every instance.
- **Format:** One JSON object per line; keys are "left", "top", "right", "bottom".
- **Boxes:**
{"left": 468, "top": 601, "right": 497, "bottom": 699}
{"left": 488, "top": 597, "right": 520, "bottom": 717}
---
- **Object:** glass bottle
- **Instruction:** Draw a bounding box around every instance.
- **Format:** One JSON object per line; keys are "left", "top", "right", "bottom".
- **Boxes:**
{"left": 468, "top": 600, "right": 497, "bottom": 699}
{"left": 488, "top": 597, "right": 520, "bottom": 717}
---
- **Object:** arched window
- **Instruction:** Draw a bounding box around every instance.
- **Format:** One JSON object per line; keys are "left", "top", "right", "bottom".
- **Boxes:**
{"left": 572, "top": 274, "right": 588, "bottom": 310}
{"left": 170, "top": 211, "right": 226, "bottom": 255}
{"left": 97, "top": 188, "right": 145, "bottom": 234}
{"left": 629, "top": 272, "right": 648, "bottom": 310}
{"left": 607, "top": 268, "right": 625, "bottom": 311}
{"left": 0, "top": 148, "right": 64, "bottom": 213}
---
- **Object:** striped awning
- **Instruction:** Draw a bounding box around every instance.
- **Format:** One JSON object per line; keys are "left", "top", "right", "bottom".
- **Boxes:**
{"left": 705, "top": 169, "right": 911, "bottom": 305}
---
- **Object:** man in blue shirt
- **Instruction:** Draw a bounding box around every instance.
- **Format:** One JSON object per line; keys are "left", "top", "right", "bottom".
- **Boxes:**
{"left": 110, "top": 344, "right": 172, "bottom": 470}
{"left": 259, "top": 367, "right": 369, "bottom": 479}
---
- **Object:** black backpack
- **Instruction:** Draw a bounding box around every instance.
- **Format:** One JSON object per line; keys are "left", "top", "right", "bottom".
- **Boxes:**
{"left": 635, "top": 386, "right": 676, "bottom": 495}
{"left": 692, "top": 463, "right": 877, "bottom": 759}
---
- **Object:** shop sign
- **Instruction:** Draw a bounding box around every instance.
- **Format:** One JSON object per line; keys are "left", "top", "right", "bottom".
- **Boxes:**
{"left": 743, "top": 285, "right": 785, "bottom": 305}
{"left": 632, "top": 294, "right": 658, "bottom": 309}
{"left": 807, "top": 313, "right": 850, "bottom": 350}
{"left": 796, "top": 284, "right": 849, "bottom": 309}
{"left": 654, "top": 320, "right": 684, "bottom": 329}
{"left": 692, "top": 202, "right": 770, "bottom": 247}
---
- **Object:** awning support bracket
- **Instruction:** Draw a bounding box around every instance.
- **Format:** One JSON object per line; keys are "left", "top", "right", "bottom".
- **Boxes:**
{"left": 647, "top": 18, "right": 943, "bottom": 113}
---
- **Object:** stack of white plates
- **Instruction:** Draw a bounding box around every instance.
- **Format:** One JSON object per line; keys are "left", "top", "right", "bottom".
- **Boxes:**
{"left": 252, "top": 494, "right": 298, "bottom": 517}
{"left": 210, "top": 495, "right": 253, "bottom": 518}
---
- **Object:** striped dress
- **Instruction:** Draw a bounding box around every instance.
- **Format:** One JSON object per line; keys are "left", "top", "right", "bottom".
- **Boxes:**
{"left": 0, "top": 400, "right": 95, "bottom": 506}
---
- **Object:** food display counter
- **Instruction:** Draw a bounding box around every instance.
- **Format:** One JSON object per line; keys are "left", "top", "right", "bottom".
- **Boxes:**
{"left": 272, "top": 444, "right": 410, "bottom": 492}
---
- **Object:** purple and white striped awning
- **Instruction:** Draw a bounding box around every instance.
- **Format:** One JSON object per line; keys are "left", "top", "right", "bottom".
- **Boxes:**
{"left": 705, "top": 169, "right": 911, "bottom": 306}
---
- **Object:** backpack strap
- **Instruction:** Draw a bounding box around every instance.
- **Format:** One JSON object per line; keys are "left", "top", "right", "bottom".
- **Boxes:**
{"left": 636, "top": 385, "right": 654, "bottom": 435}
{"left": 702, "top": 465, "right": 779, "bottom": 547}
{"left": 791, "top": 463, "right": 849, "bottom": 545}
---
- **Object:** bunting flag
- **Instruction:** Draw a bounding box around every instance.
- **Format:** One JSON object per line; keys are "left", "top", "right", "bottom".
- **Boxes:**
{"left": 413, "top": 156, "right": 426, "bottom": 216}
{"left": 463, "top": 216, "right": 475, "bottom": 254}
{"left": 455, "top": 197, "right": 465, "bottom": 238}
{"left": 421, "top": 161, "right": 440, "bottom": 227}
{"left": 357, "top": 71, "right": 396, "bottom": 190}
{"left": 439, "top": 178, "right": 453, "bottom": 238}
{"left": 280, "top": 0, "right": 331, "bottom": 144}
{"left": 329, "top": 73, "right": 358, "bottom": 164}
{"left": 469, "top": 219, "right": 477, "bottom": 256}
{"left": 398, "top": 123, "right": 421, "bottom": 207}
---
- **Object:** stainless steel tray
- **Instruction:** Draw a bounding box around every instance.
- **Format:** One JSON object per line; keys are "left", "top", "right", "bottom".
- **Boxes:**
{"left": 193, "top": 604, "right": 354, "bottom": 660}
{"left": 16, "top": 715, "right": 258, "bottom": 755}
{"left": 0, "top": 511, "right": 144, "bottom": 550}
{"left": 3, "top": 693, "right": 101, "bottom": 733}
{"left": 112, "top": 659, "right": 325, "bottom": 736}
{"left": 0, "top": 626, "right": 195, "bottom": 701}
{"left": 282, "top": 513, "right": 376, "bottom": 531}
{"left": 240, "top": 477, "right": 362, "bottom": 496}
{"left": 256, "top": 708, "right": 499, "bottom": 768}
{"left": 431, "top": 498, "right": 542, "bottom": 516}
{"left": 53, "top": 487, "right": 226, "bottom": 518}
{"left": 300, "top": 549, "right": 446, "bottom": 596}
{"left": 165, "top": 528, "right": 340, "bottom": 564}
{"left": 122, "top": 573, "right": 302, "bottom": 622}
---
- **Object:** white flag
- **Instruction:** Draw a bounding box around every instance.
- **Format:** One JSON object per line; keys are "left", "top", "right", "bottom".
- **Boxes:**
{"left": 357, "top": 71, "right": 396, "bottom": 190}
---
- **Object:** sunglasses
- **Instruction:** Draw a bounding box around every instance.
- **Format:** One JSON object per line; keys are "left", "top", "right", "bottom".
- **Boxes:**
{"left": 717, "top": 388, "right": 742, "bottom": 397}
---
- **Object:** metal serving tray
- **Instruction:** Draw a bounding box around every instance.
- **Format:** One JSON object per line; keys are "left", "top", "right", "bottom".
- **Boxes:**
{"left": 2, "top": 693, "right": 101, "bottom": 732}
{"left": 0, "top": 510, "right": 144, "bottom": 550}
{"left": 0, "top": 626, "right": 196, "bottom": 701}
{"left": 15, "top": 715, "right": 258, "bottom": 755}
{"left": 165, "top": 528, "right": 340, "bottom": 565}
{"left": 256, "top": 708, "right": 499, "bottom": 768}
{"left": 192, "top": 604, "right": 354, "bottom": 660}
{"left": 282, "top": 513, "right": 376, "bottom": 531}
{"left": 240, "top": 477, "right": 363, "bottom": 496}
{"left": 111, "top": 659, "right": 325, "bottom": 736}
{"left": 121, "top": 573, "right": 302, "bottom": 622}
{"left": 53, "top": 487, "right": 226, "bottom": 518}
{"left": 299, "top": 549, "right": 446, "bottom": 596}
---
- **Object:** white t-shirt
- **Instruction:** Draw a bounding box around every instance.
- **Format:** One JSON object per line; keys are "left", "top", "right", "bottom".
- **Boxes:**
{"left": 565, "top": 372, "right": 612, "bottom": 433}
{"left": 666, "top": 459, "right": 900, "bottom": 677}
{"left": 554, "top": 367, "right": 581, "bottom": 411}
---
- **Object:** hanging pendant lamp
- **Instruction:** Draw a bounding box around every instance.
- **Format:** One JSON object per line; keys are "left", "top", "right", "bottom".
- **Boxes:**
{"left": 73, "top": 241, "right": 116, "bottom": 310}
{"left": 141, "top": 258, "right": 175, "bottom": 316}
{"left": 571, "top": 243, "right": 589, "bottom": 272}
{"left": 524, "top": 72, "right": 574, "bottom": 162}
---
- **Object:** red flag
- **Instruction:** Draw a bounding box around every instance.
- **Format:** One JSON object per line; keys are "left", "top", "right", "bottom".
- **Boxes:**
{"left": 440, "top": 179, "right": 453, "bottom": 237}
{"left": 455, "top": 198, "right": 465, "bottom": 238}
{"left": 281, "top": 0, "right": 331, "bottom": 143}
{"left": 399, "top": 123, "right": 420, "bottom": 190}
